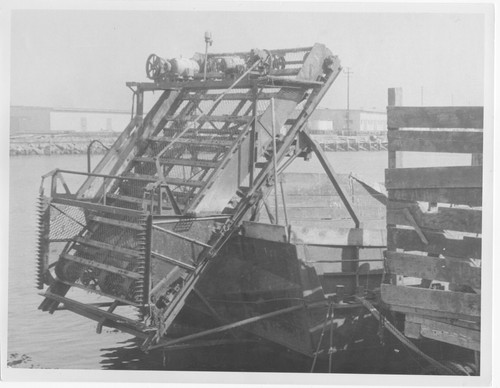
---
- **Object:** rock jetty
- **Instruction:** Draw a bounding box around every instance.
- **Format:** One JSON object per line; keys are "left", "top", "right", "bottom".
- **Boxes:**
{"left": 10, "top": 132, "right": 118, "bottom": 156}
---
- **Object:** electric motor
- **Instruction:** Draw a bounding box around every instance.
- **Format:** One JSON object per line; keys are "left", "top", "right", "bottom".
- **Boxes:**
{"left": 170, "top": 58, "right": 200, "bottom": 79}
{"left": 219, "top": 56, "right": 246, "bottom": 75}
{"left": 146, "top": 54, "right": 201, "bottom": 81}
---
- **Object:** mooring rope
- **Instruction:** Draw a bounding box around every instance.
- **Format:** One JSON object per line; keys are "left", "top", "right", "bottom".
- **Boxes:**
{"left": 310, "top": 301, "right": 333, "bottom": 373}
{"left": 354, "top": 296, "right": 457, "bottom": 375}
{"left": 328, "top": 302, "right": 335, "bottom": 373}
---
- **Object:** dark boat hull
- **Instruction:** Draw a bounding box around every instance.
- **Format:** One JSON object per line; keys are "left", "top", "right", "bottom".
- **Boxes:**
{"left": 162, "top": 231, "right": 385, "bottom": 363}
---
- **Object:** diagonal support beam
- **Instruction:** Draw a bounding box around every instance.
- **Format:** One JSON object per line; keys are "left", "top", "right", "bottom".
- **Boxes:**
{"left": 192, "top": 288, "right": 238, "bottom": 339}
{"left": 148, "top": 303, "right": 305, "bottom": 351}
{"left": 301, "top": 131, "right": 360, "bottom": 228}
{"left": 152, "top": 225, "right": 211, "bottom": 248}
{"left": 155, "top": 60, "right": 263, "bottom": 182}
{"left": 96, "top": 300, "right": 119, "bottom": 334}
{"left": 349, "top": 173, "right": 387, "bottom": 206}
{"left": 402, "top": 207, "right": 429, "bottom": 244}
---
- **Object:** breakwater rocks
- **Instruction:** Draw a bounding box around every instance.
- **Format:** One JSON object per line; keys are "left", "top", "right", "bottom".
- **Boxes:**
{"left": 314, "top": 135, "right": 388, "bottom": 152}
{"left": 10, "top": 132, "right": 118, "bottom": 156}
{"left": 10, "top": 132, "right": 389, "bottom": 156}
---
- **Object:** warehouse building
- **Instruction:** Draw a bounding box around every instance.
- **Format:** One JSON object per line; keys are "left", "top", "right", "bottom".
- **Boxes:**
{"left": 10, "top": 106, "right": 131, "bottom": 135}
{"left": 308, "top": 108, "right": 387, "bottom": 134}
{"left": 11, "top": 105, "right": 387, "bottom": 136}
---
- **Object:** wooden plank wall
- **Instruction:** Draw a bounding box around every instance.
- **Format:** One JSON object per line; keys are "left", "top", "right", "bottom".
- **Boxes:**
{"left": 381, "top": 88, "right": 483, "bottom": 352}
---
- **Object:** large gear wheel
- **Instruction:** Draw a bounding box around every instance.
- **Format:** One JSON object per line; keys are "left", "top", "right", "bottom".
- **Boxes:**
{"left": 146, "top": 53, "right": 167, "bottom": 81}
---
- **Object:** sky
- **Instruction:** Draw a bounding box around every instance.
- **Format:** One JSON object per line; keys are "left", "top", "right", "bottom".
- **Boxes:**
{"left": 10, "top": 7, "right": 486, "bottom": 112}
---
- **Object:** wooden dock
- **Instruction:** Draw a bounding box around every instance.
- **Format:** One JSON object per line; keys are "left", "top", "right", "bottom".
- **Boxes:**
{"left": 381, "top": 87, "right": 482, "bottom": 372}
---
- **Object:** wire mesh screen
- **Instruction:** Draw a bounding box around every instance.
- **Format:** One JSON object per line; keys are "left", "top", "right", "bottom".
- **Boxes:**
{"left": 48, "top": 203, "right": 86, "bottom": 241}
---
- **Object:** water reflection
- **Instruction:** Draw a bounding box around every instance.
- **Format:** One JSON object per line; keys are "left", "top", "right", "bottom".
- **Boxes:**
{"left": 100, "top": 338, "right": 164, "bottom": 370}
{"left": 10, "top": 154, "right": 422, "bottom": 373}
{"left": 99, "top": 336, "right": 312, "bottom": 372}
{"left": 98, "top": 336, "right": 420, "bottom": 374}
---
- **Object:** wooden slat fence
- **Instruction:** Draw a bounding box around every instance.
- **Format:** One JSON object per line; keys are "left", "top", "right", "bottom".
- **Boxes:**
{"left": 381, "top": 88, "right": 483, "bottom": 352}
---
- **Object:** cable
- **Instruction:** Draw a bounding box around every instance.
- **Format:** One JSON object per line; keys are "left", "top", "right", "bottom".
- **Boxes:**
{"left": 355, "top": 296, "right": 457, "bottom": 375}
{"left": 208, "top": 297, "right": 307, "bottom": 305}
{"left": 310, "top": 302, "right": 332, "bottom": 373}
{"left": 328, "top": 302, "right": 335, "bottom": 373}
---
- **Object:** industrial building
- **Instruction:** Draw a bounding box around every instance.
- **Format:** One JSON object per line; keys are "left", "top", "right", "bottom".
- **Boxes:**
{"left": 10, "top": 106, "right": 131, "bottom": 135}
{"left": 308, "top": 108, "right": 387, "bottom": 133}
{"left": 11, "top": 105, "right": 385, "bottom": 136}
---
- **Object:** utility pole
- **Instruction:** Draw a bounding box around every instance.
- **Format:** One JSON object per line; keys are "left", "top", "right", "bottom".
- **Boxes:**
{"left": 343, "top": 68, "right": 353, "bottom": 132}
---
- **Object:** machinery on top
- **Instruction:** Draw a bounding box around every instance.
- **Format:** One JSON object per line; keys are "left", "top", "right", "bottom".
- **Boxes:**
{"left": 146, "top": 41, "right": 289, "bottom": 82}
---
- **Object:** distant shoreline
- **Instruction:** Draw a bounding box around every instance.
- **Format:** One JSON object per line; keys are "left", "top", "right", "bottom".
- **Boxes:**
{"left": 9, "top": 131, "right": 388, "bottom": 156}
{"left": 10, "top": 132, "right": 118, "bottom": 156}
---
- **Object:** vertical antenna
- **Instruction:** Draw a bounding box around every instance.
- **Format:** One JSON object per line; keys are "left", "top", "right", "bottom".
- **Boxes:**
{"left": 203, "top": 31, "right": 213, "bottom": 81}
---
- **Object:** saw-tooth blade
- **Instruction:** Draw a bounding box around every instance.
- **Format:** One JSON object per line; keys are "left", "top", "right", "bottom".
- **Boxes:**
{"left": 35, "top": 195, "right": 50, "bottom": 289}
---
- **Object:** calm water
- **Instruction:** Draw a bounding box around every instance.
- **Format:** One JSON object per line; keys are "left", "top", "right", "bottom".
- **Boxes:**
{"left": 8, "top": 150, "right": 469, "bottom": 370}
{"left": 8, "top": 155, "right": 133, "bottom": 369}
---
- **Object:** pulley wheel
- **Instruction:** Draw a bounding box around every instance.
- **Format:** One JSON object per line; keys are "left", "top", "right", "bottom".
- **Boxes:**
{"left": 146, "top": 53, "right": 163, "bottom": 80}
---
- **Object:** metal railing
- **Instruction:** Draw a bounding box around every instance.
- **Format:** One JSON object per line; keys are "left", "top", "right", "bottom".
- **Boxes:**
{"left": 39, "top": 168, "right": 160, "bottom": 205}
{"left": 87, "top": 139, "right": 110, "bottom": 173}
